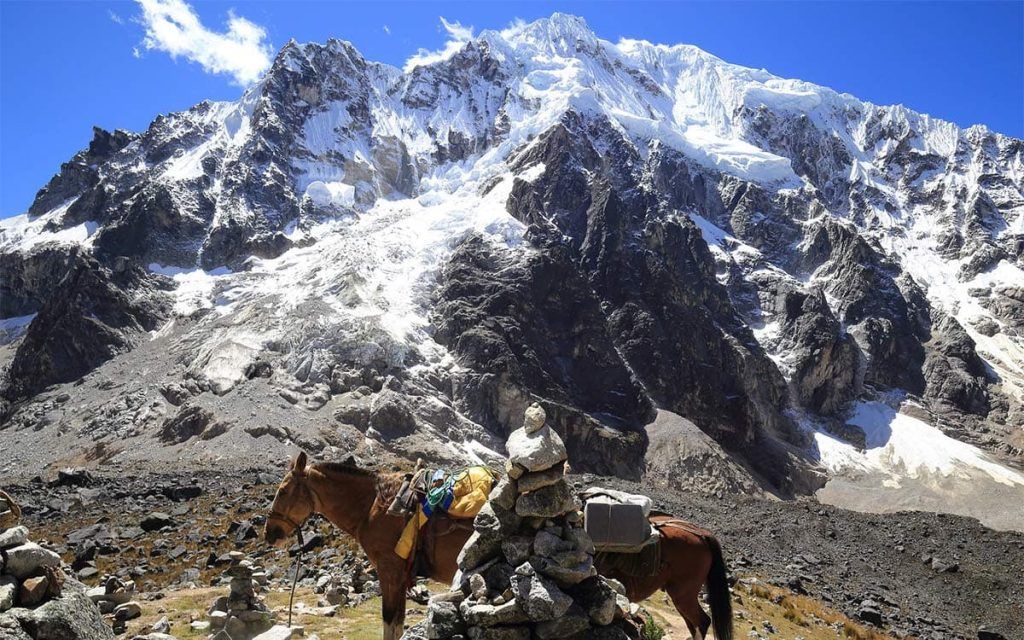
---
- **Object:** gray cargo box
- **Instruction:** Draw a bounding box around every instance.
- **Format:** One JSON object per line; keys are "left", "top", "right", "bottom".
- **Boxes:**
{"left": 584, "top": 496, "right": 651, "bottom": 550}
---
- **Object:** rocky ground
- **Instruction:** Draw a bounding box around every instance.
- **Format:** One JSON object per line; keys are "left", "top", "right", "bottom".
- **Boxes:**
{"left": 1, "top": 463, "right": 1019, "bottom": 639}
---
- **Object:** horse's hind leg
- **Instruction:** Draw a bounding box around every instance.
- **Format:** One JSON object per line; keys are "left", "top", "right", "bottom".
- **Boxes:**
{"left": 667, "top": 583, "right": 712, "bottom": 639}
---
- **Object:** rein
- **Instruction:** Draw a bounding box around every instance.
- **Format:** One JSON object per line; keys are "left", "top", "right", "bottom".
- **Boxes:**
{"left": 288, "top": 523, "right": 304, "bottom": 627}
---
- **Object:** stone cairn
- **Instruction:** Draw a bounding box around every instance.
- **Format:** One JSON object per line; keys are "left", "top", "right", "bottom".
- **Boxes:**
{"left": 1, "top": 521, "right": 64, "bottom": 613}
{"left": 417, "top": 403, "right": 643, "bottom": 640}
{"left": 205, "top": 551, "right": 275, "bottom": 639}
{"left": 1, "top": 489, "right": 115, "bottom": 639}
{"left": 87, "top": 575, "right": 142, "bottom": 632}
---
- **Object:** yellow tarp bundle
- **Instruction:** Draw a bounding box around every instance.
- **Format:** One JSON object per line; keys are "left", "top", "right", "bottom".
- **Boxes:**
{"left": 395, "top": 466, "right": 496, "bottom": 559}
{"left": 447, "top": 466, "right": 495, "bottom": 518}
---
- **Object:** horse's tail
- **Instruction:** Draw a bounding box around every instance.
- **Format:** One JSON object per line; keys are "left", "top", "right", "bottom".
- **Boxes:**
{"left": 705, "top": 535, "right": 733, "bottom": 640}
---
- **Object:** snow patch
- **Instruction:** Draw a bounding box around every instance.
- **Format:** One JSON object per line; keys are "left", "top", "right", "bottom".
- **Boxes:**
{"left": 148, "top": 264, "right": 233, "bottom": 316}
{"left": 0, "top": 314, "right": 36, "bottom": 345}
{"left": 0, "top": 199, "right": 98, "bottom": 252}
{"left": 303, "top": 181, "right": 356, "bottom": 209}
{"left": 812, "top": 401, "right": 1024, "bottom": 488}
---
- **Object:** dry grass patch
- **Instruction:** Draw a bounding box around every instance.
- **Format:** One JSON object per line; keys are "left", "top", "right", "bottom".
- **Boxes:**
{"left": 642, "top": 577, "right": 904, "bottom": 640}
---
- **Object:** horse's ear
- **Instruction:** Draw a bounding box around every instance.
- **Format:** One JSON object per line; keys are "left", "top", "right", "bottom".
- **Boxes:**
{"left": 293, "top": 451, "right": 308, "bottom": 475}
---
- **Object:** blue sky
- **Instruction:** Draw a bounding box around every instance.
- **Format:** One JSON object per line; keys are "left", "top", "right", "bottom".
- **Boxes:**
{"left": 1, "top": 1, "right": 1021, "bottom": 217}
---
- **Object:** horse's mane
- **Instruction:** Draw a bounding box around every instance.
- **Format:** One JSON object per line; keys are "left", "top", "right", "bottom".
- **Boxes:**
{"left": 314, "top": 461, "right": 406, "bottom": 504}
{"left": 315, "top": 461, "right": 377, "bottom": 477}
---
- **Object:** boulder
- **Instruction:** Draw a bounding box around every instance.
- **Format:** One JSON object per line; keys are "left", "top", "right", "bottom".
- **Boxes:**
{"left": 252, "top": 626, "right": 300, "bottom": 640}
{"left": 0, "top": 527, "right": 29, "bottom": 550}
{"left": 0, "top": 576, "right": 17, "bottom": 612}
{"left": 113, "top": 602, "right": 142, "bottom": 620}
{"left": 2, "top": 580, "right": 115, "bottom": 639}
{"left": 506, "top": 426, "right": 567, "bottom": 473}
{"left": 511, "top": 567, "right": 572, "bottom": 621}
{"left": 368, "top": 390, "right": 416, "bottom": 438}
{"left": 140, "top": 512, "right": 175, "bottom": 532}
{"left": 516, "top": 467, "right": 564, "bottom": 493}
{"left": 523, "top": 403, "right": 547, "bottom": 434}
{"left": 515, "top": 482, "right": 575, "bottom": 518}
{"left": 425, "top": 599, "right": 465, "bottom": 639}
{"left": 3, "top": 543, "right": 61, "bottom": 580}
{"left": 18, "top": 577, "right": 49, "bottom": 608}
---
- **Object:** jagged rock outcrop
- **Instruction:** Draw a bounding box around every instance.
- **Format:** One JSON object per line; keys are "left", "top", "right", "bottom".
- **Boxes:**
{"left": 1, "top": 253, "right": 171, "bottom": 403}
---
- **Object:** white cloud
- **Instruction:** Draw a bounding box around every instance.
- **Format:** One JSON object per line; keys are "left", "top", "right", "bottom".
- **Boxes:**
{"left": 403, "top": 16, "right": 474, "bottom": 73}
{"left": 109, "top": 10, "right": 125, "bottom": 25}
{"left": 382, "top": 24, "right": 391, "bottom": 35}
{"left": 135, "top": 0, "right": 273, "bottom": 86}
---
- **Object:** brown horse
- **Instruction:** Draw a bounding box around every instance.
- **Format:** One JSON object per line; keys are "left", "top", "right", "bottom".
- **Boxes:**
{"left": 264, "top": 452, "right": 732, "bottom": 640}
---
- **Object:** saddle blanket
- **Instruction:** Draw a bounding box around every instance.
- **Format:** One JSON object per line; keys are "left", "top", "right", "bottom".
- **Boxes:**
{"left": 395, "top": 466, "right": 496, "bottom": 560}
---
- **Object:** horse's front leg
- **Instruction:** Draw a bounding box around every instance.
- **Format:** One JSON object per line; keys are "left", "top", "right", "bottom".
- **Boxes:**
{"left": 380, "top": 563, "right": 408, "bottom": 640}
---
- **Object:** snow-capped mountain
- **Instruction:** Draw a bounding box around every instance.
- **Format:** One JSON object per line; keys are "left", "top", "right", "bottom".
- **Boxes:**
{"left": 3, "top": 14, "right": 1023, "bottom": 529}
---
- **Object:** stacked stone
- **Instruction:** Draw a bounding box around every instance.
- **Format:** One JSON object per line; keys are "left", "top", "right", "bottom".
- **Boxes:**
{"left": 0, "top": 496, "right": 115, "bottom": 640}
{"left": 86, "top": 575, "right": 142, "bottom": 633}
{"left": 207, "top": 553, "right": 274, "bottom": 640}
{"left": 420, "top": 403, "right": 642, "bottom": 640}
{"left": 0, "top": 524, "right": 64, "bottom": 611}
{"left": 86, "top": 575, "right": 137, "bottom": 614}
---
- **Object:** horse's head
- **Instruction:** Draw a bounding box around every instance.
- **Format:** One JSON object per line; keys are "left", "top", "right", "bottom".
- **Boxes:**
{"left": 265, "top": 451, "right": 316, "bottom": 547}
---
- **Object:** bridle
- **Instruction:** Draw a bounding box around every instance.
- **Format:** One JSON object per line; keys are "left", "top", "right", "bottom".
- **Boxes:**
{"left": 267, "top": 473, "right": 320, "bottom": 627}
{"left": 267, "top": 473, "right": 320, "bottom": 535}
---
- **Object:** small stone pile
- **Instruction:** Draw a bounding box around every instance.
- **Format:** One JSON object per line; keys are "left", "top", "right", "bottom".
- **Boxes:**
{"left": 417, "top": 403, "right": 642, "bottom": 640}
{"left": 87, "top": 575, "right": 142, "bottom": 632}
{"left": 206, "top": 552, "right": 275, "bottom": 639}
{"left": 0, "top": 490, "right": 114, "bottom": 639}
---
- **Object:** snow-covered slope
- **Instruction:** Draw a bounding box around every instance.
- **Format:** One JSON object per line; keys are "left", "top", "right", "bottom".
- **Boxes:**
{"left": 2, "top": 13, "right": 1022, "bottom": 529}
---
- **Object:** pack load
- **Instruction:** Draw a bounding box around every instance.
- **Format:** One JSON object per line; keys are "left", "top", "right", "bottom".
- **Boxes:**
{"left": 581, "top": 486, "right": 659, "bottom": 552}
{"left": 394, "top": 465, "right": 497, "bottom": 560}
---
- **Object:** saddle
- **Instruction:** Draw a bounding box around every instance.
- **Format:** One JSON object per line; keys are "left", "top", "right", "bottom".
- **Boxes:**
{"left": 393, "top": 465, "right": 497, "bottom": 562}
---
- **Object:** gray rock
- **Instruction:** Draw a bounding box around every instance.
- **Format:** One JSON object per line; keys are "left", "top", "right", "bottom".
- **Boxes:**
{"left": 0, "top": 576, "right": 18, "bottom": 613}
{"left": 466, "top": 626, "right": 529, "bottom": 640}
{"left": 506, "top": 426, "right": 567, "bottom": 473}
{"left": 930, "top": 557, "right": 959, "bottom": 573}
{"left": 522, "top": 403, "right": 547, "bottom": 434}
{"left": 3, "top": 543, "right": 61, "bottom": 580}
{"left": 150, "top": 616, "right": 171, "bottom": 633}
{"left": 515, "top": 482, "right": 575, "bottom": 518}
{"left": 426, "top": 599, "right": 465, "bottom": 639}
{"left": 0, "top": 527, "right": 29, "bottom": 550}
{"left": 140, "top": 512, "right": 175, "bottom": 532}
{"left": 3, "top": 580, "right": 115, "bottom": 639}
{"left": 534, "top": 606, "right": 590, "bottom": 639}
{"left": 487, "top": 477, "right": 517, "bottom": 511}
{"left": 474, "top": 503, "right": 521, "bottom": 536}
{"left": 457, "top": 531, "right": 503, "bottom": 572}
{"left": 368, "top": 390, "right": 416, "bottom": 439}
{"left": 516, "top": 467, "right": 564, "bottom": 493}
{"left": 500, "top": 537, "right": 533, "bottom": 566}
{"left": 511, "top": 567, "right": 572, "bottom": 622}
{"left": 113, "top": 601, "right": 142, "bottom": 620}
{"left": 460, "top": 599, "right": 529, "bottom": 627}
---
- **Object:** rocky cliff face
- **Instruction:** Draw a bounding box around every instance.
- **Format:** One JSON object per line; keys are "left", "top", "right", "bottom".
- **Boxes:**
{"left": 2, "top": 14, "right": 1023, "bottom": 525}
